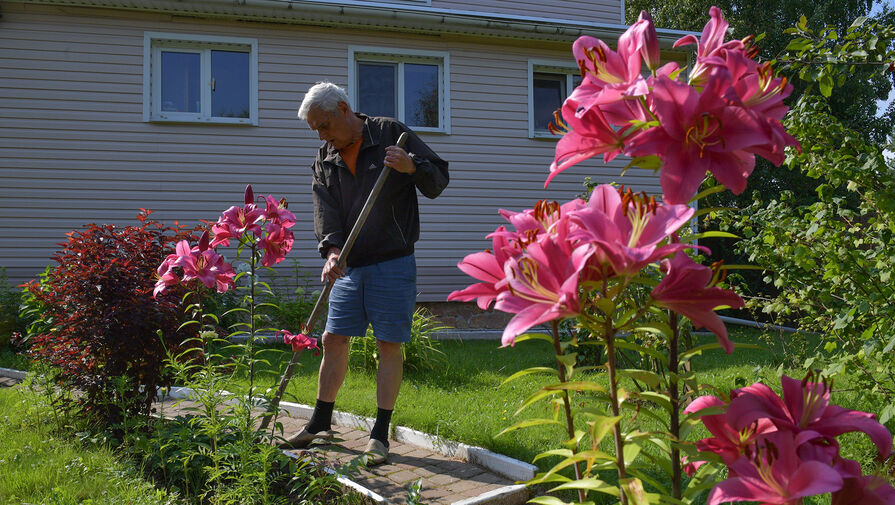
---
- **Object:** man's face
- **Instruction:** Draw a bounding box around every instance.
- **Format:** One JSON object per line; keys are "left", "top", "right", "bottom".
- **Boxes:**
{"left": 306, "top": 103, "right": 355, "bottom": 150}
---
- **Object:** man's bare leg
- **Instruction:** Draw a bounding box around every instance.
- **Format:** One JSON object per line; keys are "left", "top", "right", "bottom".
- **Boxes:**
{"left": 317, "top": 331, "right": 350, "bottom": 402}
{"left": 375, "top": 339, "right": 403, "bottom": 410}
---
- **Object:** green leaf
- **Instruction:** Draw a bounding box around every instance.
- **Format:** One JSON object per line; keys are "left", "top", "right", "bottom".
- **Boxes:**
{"left": 513, "top": 332, "right": 555, "bottom": 345}
{"left": 625, "top": 155, "right": 663, "bottom": 171}
{"left": 586, "top": 415, "right": 622, "bottom": 446}
{"left": 528, "top": 497, "right": 580, "bottom": 505}
{"left": 532, "top": 448, "right": 574, "bottom": 463}
{"left": 689, "top": 184, "right": 727, "bottom": 203}
{"left": 617, "top": 369, "right": 664, "bottom": 389}
{"left": 691, "top": 231, "right": 740, "bottom": 240}
{"left": 550, "top": 478, "right": 620, "bottom": 497}
{"left": 819, "top": 73, "right": 833, "bottom": 97}
{"left": 494, "top": 418, "right": 562, "bottom": 438}
{"left": 631, "top": 391, "right": 672, "bottom": 412}
{"left": 499, "top": 366, "right": 559, "bottom": 388}
{"left": 634, "top": 322, "right": 673, "bottom": 339}
{"left": 615, "top": 340, "right": 668, "bottom": 367}
{"left": 620, "top": 478, "right": 650, "bottom": 505}
{"left": 516, "top": 388, "right": 560, "bottom": 415}
{"left": 542, "top": 381, "right": 607, "bottom": 393}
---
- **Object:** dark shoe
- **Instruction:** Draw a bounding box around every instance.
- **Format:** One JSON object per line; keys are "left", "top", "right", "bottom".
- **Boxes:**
{"left": 364, "top": 438, "right": 388, "bottom": 465}
{"left": 279, "top": 427, "right": 332, "bottom": 449}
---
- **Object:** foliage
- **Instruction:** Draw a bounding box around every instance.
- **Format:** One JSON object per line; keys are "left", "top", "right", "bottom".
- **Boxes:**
{"left": 349, "top": 307, "right": 449, "bottom": 372}
{"left": 626, "top": 0, "right": 895, "bottom": 303}
{"left": 716, "top": 16, "right": 895, "bottom": 406}
{"left": 263, "top": 259, "right": 322, "bottom": 336}
{"left": 22, "top": 210, "right": 197, "bottom": 427}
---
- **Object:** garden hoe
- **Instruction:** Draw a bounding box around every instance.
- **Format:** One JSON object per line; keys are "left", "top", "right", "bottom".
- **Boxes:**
{"left": 260, "top": 132, "right": 409, "bottom": 432}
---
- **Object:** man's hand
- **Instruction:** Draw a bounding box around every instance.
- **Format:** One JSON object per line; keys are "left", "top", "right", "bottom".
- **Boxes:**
{"left": 322, "top": 247, "right": 344, "bottom": 283}
{"left": 384, "top": 146, "right": 416, "bottom": 174}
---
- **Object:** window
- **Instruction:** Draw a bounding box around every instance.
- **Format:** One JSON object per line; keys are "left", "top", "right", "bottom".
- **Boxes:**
{"left": 143, "top": 32, "right": 258, "bottom": 125}
{"left": 529, "top": 60, "right": 582, "bottom": 138}
{"left": 349, "top": 47, "right": 450, "bottom": 133}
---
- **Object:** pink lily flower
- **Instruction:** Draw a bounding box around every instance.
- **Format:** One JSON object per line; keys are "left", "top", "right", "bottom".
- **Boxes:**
{"left": 684, "top": 394, "right": 776, "bottom": 465}
{"left": 633, "top": 11, "right": 660, "bottom": 71}
{"left": 571, "top": 12, "right": 654, "bottom": 113}
{"left": 494, "top": 233, "right": 594, "bottom": 346}
{"left": 259, "top": 222, "right": 294, "bottom": 267}
{"left": 831, "top": 459, "right": 895, "bottom": 505}
{"left": 673, "top": 6, "right": 746, "bottom": 87}
{"left": 174, "top": 239, "right": 236, "bottom": 293}
{"left": 264, "top": 194, "right": 297, "bottom": 228}
{"left": 447, "top": 227, "right": 516, "bottom": 310}
{"left": 707, "top": 431, "right": 844, "bottom": 505}
{"left": 547, "top": 99, "right": 626, "bottom": 186}
{"left": 211, "top": 191, "right": 265, "bottom": 248}
{"left": 494, "top": 199, "right": 586, "bottom": 246}
{"left": 568, "top": 185, "right": 696, "bottom": 279}
{"left": 726, "top": 375, "right": 893, "bottom": 459}
{"left": 279, "top": 330, "right": 320, "bottom": 355}
{"left": 625, "top": 68, "right": 769, "bottom": 205}
{"left": 650, "top": 251, "right": 744, "bottom": 353}
{"left": 153, "top": 258, "right": 181, "bottom": 298}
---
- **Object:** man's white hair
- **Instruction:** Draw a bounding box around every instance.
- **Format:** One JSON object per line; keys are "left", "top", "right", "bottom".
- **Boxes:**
{"left": 297, "top": 81, "right": 349, "bottom": 120}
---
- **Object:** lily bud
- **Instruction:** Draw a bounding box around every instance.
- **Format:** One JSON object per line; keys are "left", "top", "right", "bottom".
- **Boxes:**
{"left": 198, "top": 230, "right": 210, "bottom": 252}
{"left": 244, "top": 184, "right": 254, "bottom": 205}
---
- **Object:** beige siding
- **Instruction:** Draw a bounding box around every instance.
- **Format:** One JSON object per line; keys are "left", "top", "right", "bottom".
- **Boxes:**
{"left": 429, "top": 0, "right": 623, "bottom": 24}
{"left": 0, "top": 2, "right": 657, "bottom": 302}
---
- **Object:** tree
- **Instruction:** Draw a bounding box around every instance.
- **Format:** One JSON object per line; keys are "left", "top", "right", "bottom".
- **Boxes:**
{"left": 626, "top": 0, "right": 895, "bottom": 312}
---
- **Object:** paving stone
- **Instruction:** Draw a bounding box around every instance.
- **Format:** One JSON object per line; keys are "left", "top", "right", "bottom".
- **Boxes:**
{"left": 427, "top": 473, "right": 459, "bottom": 486}
{"left": 388, "top": 469, "right": 421, "bottom": 484}
{"left": 446, "top": 479, "right": 482, "bottom": 494}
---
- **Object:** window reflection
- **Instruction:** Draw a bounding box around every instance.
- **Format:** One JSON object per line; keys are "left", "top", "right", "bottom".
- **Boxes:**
{"left": 161, "top": 51, "right": 200, "bottom": 113}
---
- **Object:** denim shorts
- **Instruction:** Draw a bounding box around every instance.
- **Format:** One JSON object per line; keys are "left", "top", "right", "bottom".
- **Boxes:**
{"left": 324, "top": 254, "right": 417, "bottom": 343}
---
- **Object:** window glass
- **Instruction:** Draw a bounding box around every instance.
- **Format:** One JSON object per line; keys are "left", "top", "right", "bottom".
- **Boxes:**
{"left": 533, "top": 72, "right": 566, "bottom": 131}
{"left": 211, "top": 50, "right": 250, "bottom": 118}
{"left": 404, "top": 63, "right": 439, "bottom": 128}
{"left": 161, "top": 51, "right": 201, "bottom": 113}
{"left": 358, "top": 63, "right": 397, "bottom": 118}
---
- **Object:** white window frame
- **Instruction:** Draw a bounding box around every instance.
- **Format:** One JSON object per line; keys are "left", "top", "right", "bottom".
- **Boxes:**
{"left": 528, "top": 59, "right": 580, "bottom": 139}
{"left": 143, "top": 32, "right": 259, "bottom": 125}
{"left": 348, "top": 46, "right": 451, "bottom": 134}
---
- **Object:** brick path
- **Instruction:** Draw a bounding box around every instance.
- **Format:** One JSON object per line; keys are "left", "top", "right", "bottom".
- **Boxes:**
{"left": 154, "top": 396, "right": 529, "bottom": 505}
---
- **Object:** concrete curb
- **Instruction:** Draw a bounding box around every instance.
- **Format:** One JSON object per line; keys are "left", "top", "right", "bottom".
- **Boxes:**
{"left": 0, "top": 367, "right": 26, "bottom": 380}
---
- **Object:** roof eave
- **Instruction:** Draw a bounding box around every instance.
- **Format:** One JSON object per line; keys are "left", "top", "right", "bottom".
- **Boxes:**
{"left": 18, "top": 0, "right": 695, "bottom": 45}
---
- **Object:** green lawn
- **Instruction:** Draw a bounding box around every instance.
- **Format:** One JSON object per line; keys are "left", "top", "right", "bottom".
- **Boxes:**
{"left": 0, "top": 386, "right": 181, "bottom": 505}
{"left": 216, "top": 325, "right": 892, "bottom": 471}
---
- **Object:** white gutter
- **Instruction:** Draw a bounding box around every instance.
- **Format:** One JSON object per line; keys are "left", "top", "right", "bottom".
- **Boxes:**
{"left": 19, "top": 0, "right": 695, "bottom": 44}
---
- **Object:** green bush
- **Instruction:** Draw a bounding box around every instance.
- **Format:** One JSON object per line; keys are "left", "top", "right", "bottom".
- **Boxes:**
{"left": 349, "top": 307, "right": 449, "bottom": 372}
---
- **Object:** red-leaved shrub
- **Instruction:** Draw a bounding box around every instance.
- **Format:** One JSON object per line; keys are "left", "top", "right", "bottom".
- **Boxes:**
{"left": 25, "top": 210, "right": 197, "bottom": 426}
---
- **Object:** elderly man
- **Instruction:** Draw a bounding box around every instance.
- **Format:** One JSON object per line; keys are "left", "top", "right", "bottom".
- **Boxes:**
{"left": 282, "top": 82, "right": 449, "bottom": 464}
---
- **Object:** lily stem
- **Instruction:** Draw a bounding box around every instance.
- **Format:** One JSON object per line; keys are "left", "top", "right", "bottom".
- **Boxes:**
{"left": 551, "top": 320, "right": 586, "bottom": 503}
{"left": 605, "top": 320, "right": 628, "bottom": 505}
{"left": 669, "top": 311, "right": 682, "bottom": 500}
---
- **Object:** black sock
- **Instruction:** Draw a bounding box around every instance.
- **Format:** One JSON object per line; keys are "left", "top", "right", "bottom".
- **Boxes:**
{"left": 306, "top": 399, "right": 334, "bottom": 433}
{"left": 370, "top": 408, "right": 392, "bottom": 447}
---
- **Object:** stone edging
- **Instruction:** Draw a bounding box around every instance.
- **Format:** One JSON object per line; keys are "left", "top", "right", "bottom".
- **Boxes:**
{"left": 0, "top": 367, "right": 26, "bottom": 380}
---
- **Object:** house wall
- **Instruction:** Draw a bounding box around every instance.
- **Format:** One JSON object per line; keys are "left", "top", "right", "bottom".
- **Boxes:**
{"left": 428, "top": 0, "right": 623, "bottom": 24}
{"left": 0, "top": 1, "right": 661, "bottom": 302}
